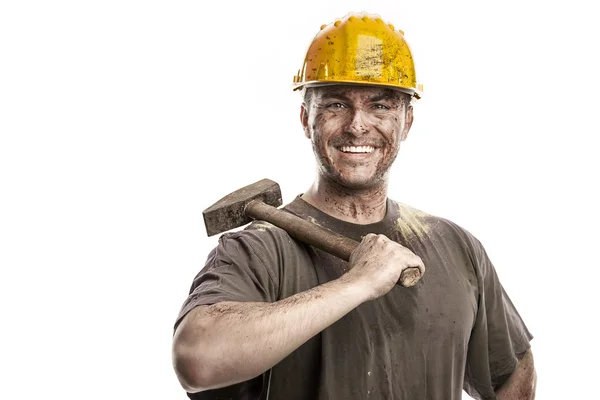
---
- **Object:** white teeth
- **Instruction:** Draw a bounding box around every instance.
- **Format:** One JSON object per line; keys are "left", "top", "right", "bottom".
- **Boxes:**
{"left": 340, "top": 146, "right": 374, "bottom": 153}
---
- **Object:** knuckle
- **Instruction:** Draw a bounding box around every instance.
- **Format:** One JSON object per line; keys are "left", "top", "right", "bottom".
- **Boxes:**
{"left": 390, "top": 246, "right": 404, "bottom": 256}
{"left": 372, "top": 234, "right": 386, "bottom": 242}
{"left": 361, "top": 233, "right": 377, "bottom": 244}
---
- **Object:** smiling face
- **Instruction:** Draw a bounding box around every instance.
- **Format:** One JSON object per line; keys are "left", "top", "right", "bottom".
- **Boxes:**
{"left": 301, "top": 85, "right": 414, "bottom": 191}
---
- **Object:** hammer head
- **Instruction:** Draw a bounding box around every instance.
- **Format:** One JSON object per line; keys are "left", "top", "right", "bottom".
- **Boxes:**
{"left": 203, "top": 178, "right": 282, "bottom": 236}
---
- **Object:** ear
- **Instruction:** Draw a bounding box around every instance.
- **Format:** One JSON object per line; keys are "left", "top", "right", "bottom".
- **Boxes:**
{"left": 300, "top": 104, "right": 311, "bottom": 139}
{"left": 400, "top": 106, "right": 414, "bottom": 141}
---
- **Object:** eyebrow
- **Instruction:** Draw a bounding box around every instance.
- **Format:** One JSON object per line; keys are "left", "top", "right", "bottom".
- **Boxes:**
{"left": 369, "top": 91, "right": 400, "bottom": 103}
{"left": 319, "top": 90, "right": 400, "bottom": 103}
{"left": 319, "top": 92, "right": 351, "bottom": 101}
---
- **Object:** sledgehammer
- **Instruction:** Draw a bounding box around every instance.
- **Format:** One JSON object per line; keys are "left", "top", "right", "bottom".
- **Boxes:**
{"left": 202, "top": 178, "right": 422, "bottom": 287}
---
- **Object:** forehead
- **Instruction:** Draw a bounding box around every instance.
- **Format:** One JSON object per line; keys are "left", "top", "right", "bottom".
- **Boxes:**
{"left": 310, "top": 85, "right": 403, "bottom": 101}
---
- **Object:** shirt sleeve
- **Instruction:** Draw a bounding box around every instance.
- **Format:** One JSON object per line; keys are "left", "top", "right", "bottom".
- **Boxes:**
{"left": 462, "top": 234, "right": 534, "bottom": 400}
{"left": 174, "top": 228, "right": 281, "bottom": 331}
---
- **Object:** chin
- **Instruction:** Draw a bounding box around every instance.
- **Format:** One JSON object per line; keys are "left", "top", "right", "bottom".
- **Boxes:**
{"left": 316, "top": 155, "right": 391, "bottom": 190}
{"left": 332, "top": 172, "right": 385, "bottom": 191}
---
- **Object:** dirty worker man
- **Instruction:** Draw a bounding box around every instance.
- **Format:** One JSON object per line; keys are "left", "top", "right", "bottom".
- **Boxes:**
{"left": 172, "top": 12, "right": 536, "bottom": 400}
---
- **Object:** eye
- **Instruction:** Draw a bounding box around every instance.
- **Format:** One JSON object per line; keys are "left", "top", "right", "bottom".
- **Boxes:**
{"left": 328, "top": 102, "right": 347, "bottom": 109}
{"left": 372, "top": 104, "right": 390, "bottom": 110}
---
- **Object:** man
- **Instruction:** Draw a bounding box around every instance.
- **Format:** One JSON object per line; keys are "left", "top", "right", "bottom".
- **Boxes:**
{"left": 172, "top": 12, "right": 536, "bottom": 399}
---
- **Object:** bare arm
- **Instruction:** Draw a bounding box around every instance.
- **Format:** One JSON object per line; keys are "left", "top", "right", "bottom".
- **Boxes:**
{"left": 173, "top": 275, "right": 366, "bottom": 392}
{"left": 172, "top": 234, "right": 425, "bottom": 393}
{"left": 495, "top": 349, "right": 536, "bottom": 399}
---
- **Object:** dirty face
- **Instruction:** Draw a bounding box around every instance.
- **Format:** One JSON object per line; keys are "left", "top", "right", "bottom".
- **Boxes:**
{"left": 301, "top": 85, "right": 413, "bottom": 190}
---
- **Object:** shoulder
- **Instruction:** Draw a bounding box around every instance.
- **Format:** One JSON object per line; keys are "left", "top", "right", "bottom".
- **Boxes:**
{"left": 391, "top": 200, "right": 473, "bottom": 239}
{"left": 390, "top": 199, "right": 486, "bottom": 258}
{"left": 217, "top": 219, "right": 293, "bottom": 247}
{"left": 214, "top": 220, "right": 303, "bottom": 263}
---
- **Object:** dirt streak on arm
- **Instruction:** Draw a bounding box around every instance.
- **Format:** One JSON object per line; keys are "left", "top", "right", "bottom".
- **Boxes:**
{"left": 172, "top": 275, "right": 367, "bottom": 393}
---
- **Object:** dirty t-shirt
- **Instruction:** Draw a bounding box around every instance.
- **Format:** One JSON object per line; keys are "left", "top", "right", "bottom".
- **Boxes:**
{"left": 175, "top": 196, "right": 533, "bottom": 400}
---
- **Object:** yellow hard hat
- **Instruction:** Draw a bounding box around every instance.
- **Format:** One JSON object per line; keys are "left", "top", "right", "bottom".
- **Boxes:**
{"left": 293, "top": 12, "right": 422, "bottom": 99}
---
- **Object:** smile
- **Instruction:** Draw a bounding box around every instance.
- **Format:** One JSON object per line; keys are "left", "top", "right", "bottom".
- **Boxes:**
{"left": 338, "top": 145, "right": 375, "bottom": 154}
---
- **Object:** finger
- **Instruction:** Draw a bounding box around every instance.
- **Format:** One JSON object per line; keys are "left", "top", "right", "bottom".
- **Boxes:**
{"left": 411, "top": 255, "right": 425, "bottom": 276}
{"left": 399, "top": 267, "right": 422, "bottom": 287}
{"left": 365, "top": 233, "right": 379, "bottom": 242}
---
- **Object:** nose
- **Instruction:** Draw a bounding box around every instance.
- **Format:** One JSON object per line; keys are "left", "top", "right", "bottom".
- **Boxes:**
{"left": 346, "top": 108, "right": 369, "bottom": 136}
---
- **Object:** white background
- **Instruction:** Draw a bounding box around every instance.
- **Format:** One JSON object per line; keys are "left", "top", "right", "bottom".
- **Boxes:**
{"left": 1, "top": 1, "right": 598, "bottom": 399}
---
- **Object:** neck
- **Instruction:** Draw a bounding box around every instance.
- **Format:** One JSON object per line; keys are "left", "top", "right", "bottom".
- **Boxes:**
{"left": 301, "top": 176, "right": 389, "bottom": 225}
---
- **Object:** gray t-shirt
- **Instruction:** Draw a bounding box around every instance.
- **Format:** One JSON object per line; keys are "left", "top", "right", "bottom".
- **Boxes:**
{"left": 176, "top": 197, "right": 533, "bottom": 400}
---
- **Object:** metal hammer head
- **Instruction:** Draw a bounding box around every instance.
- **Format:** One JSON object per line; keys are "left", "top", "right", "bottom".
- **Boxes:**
{"left": 202, "top": 178, "right": 282, "bottom": 236}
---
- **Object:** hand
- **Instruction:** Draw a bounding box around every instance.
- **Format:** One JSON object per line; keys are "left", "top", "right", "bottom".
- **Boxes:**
{"left": 345, "top": 233, "right": 425, "bottom": 301}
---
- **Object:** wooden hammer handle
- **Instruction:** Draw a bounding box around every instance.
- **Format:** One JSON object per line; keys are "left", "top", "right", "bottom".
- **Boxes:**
{"left": 246, "top": 200, "right": 422, "bottom": 288}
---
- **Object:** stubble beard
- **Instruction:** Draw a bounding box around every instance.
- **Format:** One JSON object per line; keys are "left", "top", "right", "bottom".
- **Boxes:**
{"left": 312, "top": 139, "right": 400, "bottom": 193}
